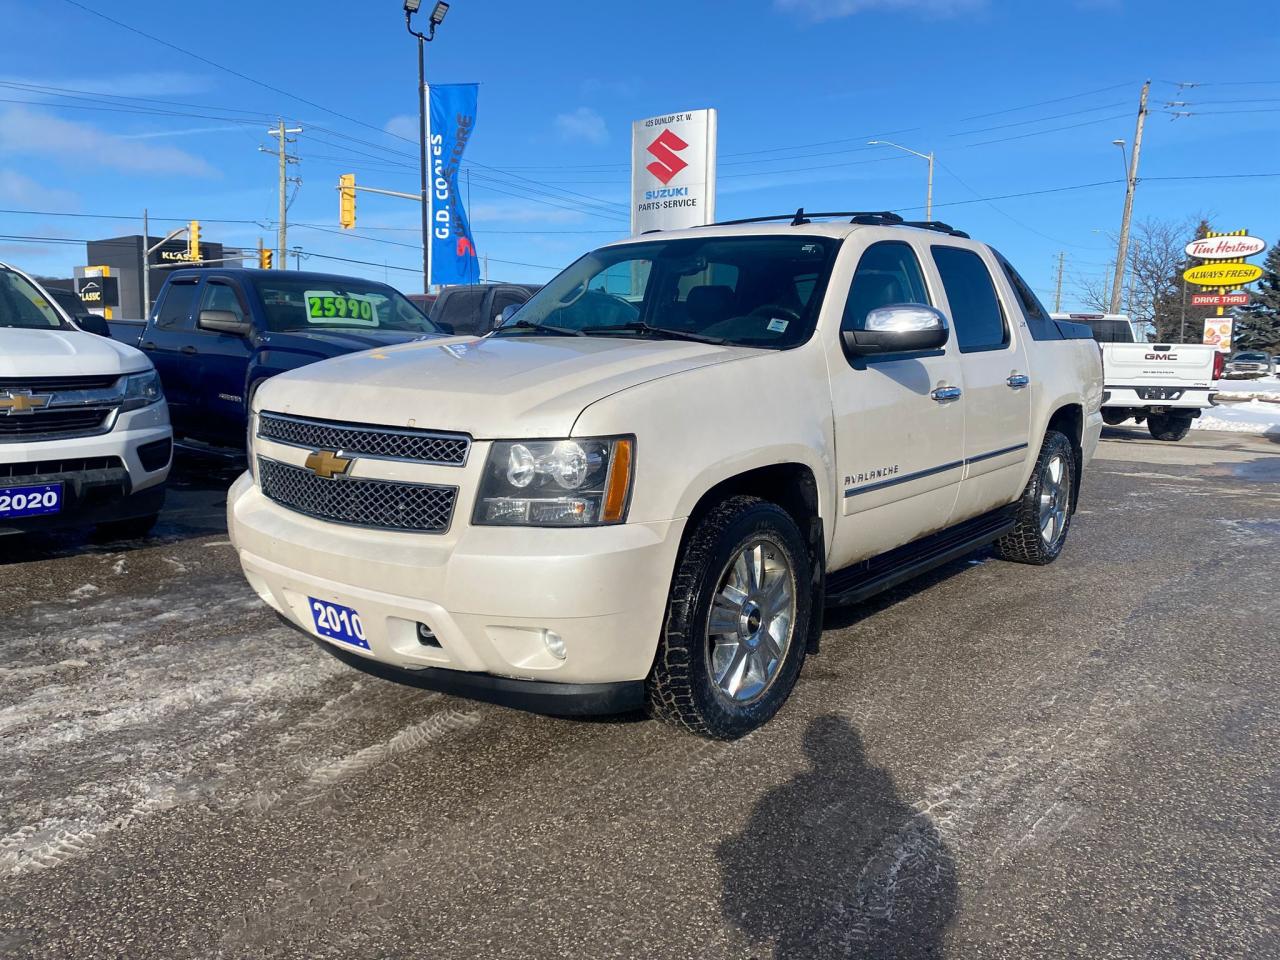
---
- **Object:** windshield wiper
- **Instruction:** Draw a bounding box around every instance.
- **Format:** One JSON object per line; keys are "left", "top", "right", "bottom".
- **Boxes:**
{"left": 583, "top": 321, "right": 727, "bottom": 345}
{"left": 493, "top": 318, "right": 584, "bottom": 337}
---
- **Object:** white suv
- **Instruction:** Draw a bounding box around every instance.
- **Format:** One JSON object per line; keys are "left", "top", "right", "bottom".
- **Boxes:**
{"left": 1, "top": 263, "right": 172, "bottom": 539}
{"left": 229, "top": 213, "right": 1102, "bottom": 738}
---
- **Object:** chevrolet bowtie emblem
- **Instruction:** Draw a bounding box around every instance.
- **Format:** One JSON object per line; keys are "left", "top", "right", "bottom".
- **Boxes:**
{"left": 0, "top": 390, "right": 51, "bottom": 415}
{"left": 304, "top": 449, "right": 353, "bottom": 480}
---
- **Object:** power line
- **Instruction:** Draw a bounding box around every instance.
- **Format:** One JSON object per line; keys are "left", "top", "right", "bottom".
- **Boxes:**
{"left": 958, "top": 113, "right": 1132, "bottom": 147}
{"left": 956, "top": 81, "right": 1135, "bottom": 122}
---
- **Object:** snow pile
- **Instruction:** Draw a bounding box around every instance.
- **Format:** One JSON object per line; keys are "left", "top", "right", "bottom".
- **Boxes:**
{"left": 1193, "top": 398, "right": 1280, "bottom": 436}
{"left": 1214, "top": 377, "right": 1280, "bottom": 401}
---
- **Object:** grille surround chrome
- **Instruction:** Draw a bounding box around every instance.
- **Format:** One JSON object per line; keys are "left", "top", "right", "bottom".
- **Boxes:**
{"left": 257, "top": 412, "right": 470, "bottom": 466}
{"left": 258, "top": 456, "right": 458, "bottom": 534}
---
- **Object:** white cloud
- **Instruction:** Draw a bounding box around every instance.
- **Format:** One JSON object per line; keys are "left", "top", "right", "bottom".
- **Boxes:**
{"left": 0, "top": 169, "right": 79, "bottom": 209}
{"left": 384, "top": 114, "right": 419, "bottom": 142}
{"left": 774, "top": 0, "right": 984, "bottom": 18}
{"left": 554, "top": 107, "right": 609, "bottom": 145}
{"left": 119, "top": 126, "right": 245, "bottom": 140}
{"left": 0, "top": 107, "right": 218, "bottom": 177}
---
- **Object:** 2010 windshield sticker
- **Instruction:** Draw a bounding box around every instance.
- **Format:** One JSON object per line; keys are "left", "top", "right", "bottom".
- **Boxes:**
{"left": 304, "top": 290, "right": 378, "bottom": 326}
{"left": 767, "top": 318, "right": 789, "bottom": 333}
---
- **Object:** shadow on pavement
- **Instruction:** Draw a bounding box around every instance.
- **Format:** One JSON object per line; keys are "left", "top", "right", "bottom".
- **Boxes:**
{"left": 719, "top": 715, "right": 957, "bottom": 959}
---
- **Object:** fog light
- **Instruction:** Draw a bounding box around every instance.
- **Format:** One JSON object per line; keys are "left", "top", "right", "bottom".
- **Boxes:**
{"left": 416, "top": 622, "right": 441, "bottom": 648}
{"left": 544, "top": 630, "right": 566, "bottom": 660}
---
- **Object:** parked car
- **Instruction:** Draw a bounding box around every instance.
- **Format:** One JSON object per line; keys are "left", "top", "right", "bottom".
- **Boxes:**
{"left": 1, "top": 262, "right": 172, "bottom": 538}
{"left": 228, "top": 214, "right": 1102, "bottom": 738}
{"left": 407, "top": 293, "right": 437, "bottom": 317}
{"left": 428, "top": 283, "right": 540, "bottom": 337}
{"left": 110, "top": 268, "right": 443, "bottom": 449}
{"left": 1052, "top": 312, "right": 1221, "bottom": 441}
{"left": 42, "top": 286, "right": 112, "bottom": 337}
{"left": 1223, "top": 351, "right": 1275, "bottom": 380}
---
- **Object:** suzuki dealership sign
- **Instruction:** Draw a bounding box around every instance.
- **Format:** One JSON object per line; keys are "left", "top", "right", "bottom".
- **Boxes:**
{"left": 631, "top": 109, "right": 717, "bottom": 235}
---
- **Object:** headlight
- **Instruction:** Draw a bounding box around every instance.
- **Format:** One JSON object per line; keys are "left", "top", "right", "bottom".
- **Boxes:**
{"left": 120, "top": 370, "right": 163, "bottom": 412}
{"left": 473, "top": 436, "right": 634, "bottom": 527}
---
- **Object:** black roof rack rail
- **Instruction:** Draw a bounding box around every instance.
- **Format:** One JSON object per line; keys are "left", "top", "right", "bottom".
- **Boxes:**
{"left": 901, "top": 220, "right": 970, "bottom": 239}
{"left": 706, "top": 209, "right": 905, "bottom": 228}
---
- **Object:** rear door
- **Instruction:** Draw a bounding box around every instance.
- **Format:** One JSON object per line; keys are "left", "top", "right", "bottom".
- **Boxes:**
{"left": 825, "top": 235, "right": 966, "bottom": 571}
{"left": 191, "top": 277, "right": 254, "bottom": 445}
{"left": 929, "top": 243, "right": 1031, "bottom": 521}
{"left": 140, "top": 276, "right": 202, "bottom": 435}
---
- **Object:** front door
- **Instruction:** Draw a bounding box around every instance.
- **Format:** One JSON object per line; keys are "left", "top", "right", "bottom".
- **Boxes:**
{"left": 192, "top": 278, "right": 254, "bottom": 445}
{"left": 928, "top": 243, "right": 1032, "bottom": 521}
{"left": 140, "top": 276, "right": 202, "bottom": 436}
{"left": 826, "top": 235, "right": 966, "bottom": 572}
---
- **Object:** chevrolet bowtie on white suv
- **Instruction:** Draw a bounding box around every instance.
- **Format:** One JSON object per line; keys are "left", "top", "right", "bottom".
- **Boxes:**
{"left": 1, "top": 263, "right": 172, "bottom": 539}
{"left": 229, "top": 212, "right": 1103, "bottom": 739}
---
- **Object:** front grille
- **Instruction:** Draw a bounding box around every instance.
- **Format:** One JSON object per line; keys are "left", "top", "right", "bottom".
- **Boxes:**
{"left": 258, "top": 412, "right": 469, "bottom": 466}
{"left": 0, "top": 408, "right": 113, "bottom": 439}
{"left": 0, "top": 456, "right": 123, "bottom": 479}
{"left": 0, "top": 374, "right": 121, "bottom": 392}
{"left": 258, "top": 457, "right": 457, "bottom": 533}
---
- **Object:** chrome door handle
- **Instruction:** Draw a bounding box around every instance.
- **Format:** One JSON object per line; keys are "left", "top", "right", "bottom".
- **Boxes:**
{"left": 931, "top": 385, "right": 962, "bottom": 403}
{"left": 1007, "top": 374, "right": 1030, "bottom": 388}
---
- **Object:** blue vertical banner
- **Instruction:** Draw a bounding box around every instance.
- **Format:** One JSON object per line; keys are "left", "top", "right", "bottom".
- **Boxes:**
{"left": 428, "top": 83, "right": 480, "bottom": 286}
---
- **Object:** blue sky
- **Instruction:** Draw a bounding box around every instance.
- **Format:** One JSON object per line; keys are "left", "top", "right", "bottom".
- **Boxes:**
{"left": 0, "top": 0, "right": 1276, "bottom": 311}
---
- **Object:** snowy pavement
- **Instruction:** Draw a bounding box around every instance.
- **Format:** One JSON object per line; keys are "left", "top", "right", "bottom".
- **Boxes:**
{"left": 1195, "top": 377, "right": 1280, "bottom": 435}
{"left": 2, "top": 439, "right": 1278, "bottom": 960}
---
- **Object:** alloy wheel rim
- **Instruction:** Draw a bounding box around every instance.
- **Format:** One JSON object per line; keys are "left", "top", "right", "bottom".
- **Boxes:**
{"left": 705, "top": 538, "right": 796, "bottom": 704}
{"left": 1038, "top": 454, "right": 1071, "bottom": 548}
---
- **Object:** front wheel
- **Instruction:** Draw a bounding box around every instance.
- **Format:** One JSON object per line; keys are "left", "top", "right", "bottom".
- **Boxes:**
{"left": 1147, "top": 412, "right": 1193, "bottom": 442}
{"left": 994, "top": 430, "right": 1076, "bottom": 566}
{"left": 647, "top": 496, "right": 811, "bottom": 740}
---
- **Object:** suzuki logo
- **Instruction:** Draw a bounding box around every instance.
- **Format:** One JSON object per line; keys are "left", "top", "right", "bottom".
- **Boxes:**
{"left": 645, "top": 129, "right": 689, "bottom": 185}
{"left": 0, "top": 390, "right": 51, "bottom": 415}
{"left": 304, "top": 449, "right": 353, "bottom": 480}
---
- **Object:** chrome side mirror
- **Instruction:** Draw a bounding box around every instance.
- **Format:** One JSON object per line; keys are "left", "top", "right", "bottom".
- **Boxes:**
{"left": 842, "top": 303, "right": 949, "bottom": 356}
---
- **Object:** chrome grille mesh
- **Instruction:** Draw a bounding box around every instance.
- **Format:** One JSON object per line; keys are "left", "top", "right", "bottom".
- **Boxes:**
{"left": 258, "top": 413, "right": 469, "bottom": 466}
{"left": 258, "top": 457, "right": 457, "bottom": 533}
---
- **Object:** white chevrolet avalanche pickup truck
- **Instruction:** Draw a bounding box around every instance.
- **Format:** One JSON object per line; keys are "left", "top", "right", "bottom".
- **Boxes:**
{"left": 229, "top": 213, "right": 1103, "bottom": 738}
{"left": 1, "top": 263, "right": 172, "bottom": 538}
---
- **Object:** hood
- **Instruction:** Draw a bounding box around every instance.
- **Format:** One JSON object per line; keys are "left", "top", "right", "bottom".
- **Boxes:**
{"left": 263, "top": 328, "right": 436, "bottom": 355}
{"left": 255, "top": 334, "right": 756, "bottom": 438}
{"left": 0, "top": 327, "right": 151, "bottom": 378}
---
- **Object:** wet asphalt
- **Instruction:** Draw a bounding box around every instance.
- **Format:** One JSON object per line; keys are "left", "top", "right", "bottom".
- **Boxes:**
{"left": 0, "top": 429, "right": 1277, "bottom": 960}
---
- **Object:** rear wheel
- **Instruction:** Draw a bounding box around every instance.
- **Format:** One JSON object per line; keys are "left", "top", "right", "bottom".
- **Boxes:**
{"left": 994, "top": 430, "right": 1075, "bottom": 566}
{"left": 1102, "top": 409, "right": 1130, "bottom": 426}
{"left": 1147, "top": 412, "right": 1192, "bottom": 442}
{"left": 646, "top": 496, "right": 810, "bottom": 740}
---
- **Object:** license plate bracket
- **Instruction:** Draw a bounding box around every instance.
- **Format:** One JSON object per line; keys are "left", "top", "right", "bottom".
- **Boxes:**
{"left": 308, "top": 597, "right": 370, "bottom": 650}
{"left": 0, "top": 482, "right": 63, "bottom": 519}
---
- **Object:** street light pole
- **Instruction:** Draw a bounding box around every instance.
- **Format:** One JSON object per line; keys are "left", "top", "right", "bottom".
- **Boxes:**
{"left": 406, "top": 1, "right": 449, "bottom": 295}
{"left": 868, "top": 139, "right": 934, "bottom": 220}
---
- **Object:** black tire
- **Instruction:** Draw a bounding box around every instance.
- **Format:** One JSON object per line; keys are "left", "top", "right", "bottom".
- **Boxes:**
{"left": 647, "top": 496, "right": 811, "bottom": 740}
{"left": 93, "top": 513, "right": 159, "bottom": 542}
{"left": 993, "top": 430, "right": 1076, "bottom": 566}
{"left": 1147, "top": 412, "right": 1192, "bottom": 442}
{"left": 1101, "top": 409, "right": 1130, "bottom": 426}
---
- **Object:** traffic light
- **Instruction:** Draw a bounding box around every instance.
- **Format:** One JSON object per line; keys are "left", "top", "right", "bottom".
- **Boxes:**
{"left": 258, "top": 247, "right": 273, "bottom": 269}
{"left": 339, "top": 174, "right": 356, "bottom": 230}
{"left": 187, "top": 220, "right": 201, "bottom": 262}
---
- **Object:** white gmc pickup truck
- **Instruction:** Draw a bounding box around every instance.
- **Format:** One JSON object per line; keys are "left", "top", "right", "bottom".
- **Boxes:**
{"left": 1, "top": 262, "right": 172, "bottom": 538}
{"left": 230, "top": 213, "right": 1103, "bottom": 738}
{"left": 1051, "top": 312, "right": 1221, "bottom": 441}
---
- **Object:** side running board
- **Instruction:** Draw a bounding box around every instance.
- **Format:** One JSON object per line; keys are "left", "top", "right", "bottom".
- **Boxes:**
{"left": 824, "top": 505, "right": 1017, "bottom": 609}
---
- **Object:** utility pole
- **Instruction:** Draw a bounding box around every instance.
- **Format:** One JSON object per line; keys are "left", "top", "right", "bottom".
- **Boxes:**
{"left": 264, "top": 120, "right": 302, "bottom": 269}
{"left": 141, "top": 208, "right": 150, "bottom": 319}
{"left": 1109, "top": 81, "right": 1150, "bottom": 314}
{"left": 1054, "top": 251, "right": 1065, "bottom": 312}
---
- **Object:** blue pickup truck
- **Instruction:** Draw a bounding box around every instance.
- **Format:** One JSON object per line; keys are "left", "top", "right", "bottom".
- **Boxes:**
{"left": 110, "top": 268, "right": 442, "bottom": 448}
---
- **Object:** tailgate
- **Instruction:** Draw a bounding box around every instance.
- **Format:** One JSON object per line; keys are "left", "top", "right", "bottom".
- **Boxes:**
{"left": 1102, "top": 344, "right": 1216, "bottom": 388}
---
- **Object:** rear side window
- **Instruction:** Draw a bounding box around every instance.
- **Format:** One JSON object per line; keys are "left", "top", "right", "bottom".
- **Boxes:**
{"left": 931, "top": 246, "right": 1008, "bottom": 352}
{"left": 154, "top": 280, "right": 200, "bottom": 330}
{"left": 438, "top": 288, "right": 487, "bottom": 336}
{"left": 841, "top": 241, "right": 931, "bottom": 332}
{"left": 998, "top": 258, "right": 1049, "bottom": 322}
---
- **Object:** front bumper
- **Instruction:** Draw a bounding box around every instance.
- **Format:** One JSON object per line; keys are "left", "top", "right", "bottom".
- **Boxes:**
{"left": 228, "top": 471, "right": 686, "bottom": 711}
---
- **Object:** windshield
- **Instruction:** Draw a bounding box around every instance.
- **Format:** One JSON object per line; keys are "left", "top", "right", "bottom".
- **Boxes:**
{"left": 493, "top": 235, "right": 839, "bottom": 348}
{"left": 0, "top": 268, "right": 70, "bottom": 330}
{"left": 1235, "top": 353, "right": 1267, "bottom": 361}
{"left": 252, "top": 276, "right": 439, "bottom": 334}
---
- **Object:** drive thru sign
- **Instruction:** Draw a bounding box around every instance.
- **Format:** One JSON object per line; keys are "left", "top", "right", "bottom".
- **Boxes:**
{"left": 631, "top": 110, "right": 717, "bottom": 235}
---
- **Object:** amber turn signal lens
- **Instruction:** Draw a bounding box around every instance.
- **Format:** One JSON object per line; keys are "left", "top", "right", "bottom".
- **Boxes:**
{"left": 601, "top": 438, "right": 633, "bottom": 523}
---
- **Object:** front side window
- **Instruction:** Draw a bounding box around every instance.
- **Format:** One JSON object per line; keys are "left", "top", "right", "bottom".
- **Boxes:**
{"left": 841, "top": 241, "right": 932, "bottom": 332}
{"left": 252, "top": 276, "right": 438, "bottom": 334}
{"left": 493, "top": 235, "right": 839, "bottom": 349}
{"left": 199, "top": 282, "right": 245, "bottom": 323}
{"left": 0, "top": 268, "right": 70, "bottom": 330}
{"left": 154, "top": 280, "right": 200, "bottom": 331}
{"left": 931, "top": 246, "right": 1008, "bottom": 352}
